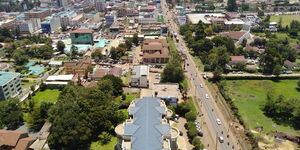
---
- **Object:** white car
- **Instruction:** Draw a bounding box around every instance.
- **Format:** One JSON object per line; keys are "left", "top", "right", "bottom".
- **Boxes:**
{"left": 200, "top": 84, "right": 203, "bottom": 88}
{"left": 218, "top": 136, "right": 224, "bottom": 143}
{"left": 216, "top": 118, "right": 221, "bottom": 125}
{"left": 205, "top": 94, "right": 209, "bottom": 99}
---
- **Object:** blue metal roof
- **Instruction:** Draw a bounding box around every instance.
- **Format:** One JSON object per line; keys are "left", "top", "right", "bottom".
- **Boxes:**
{"left": 125, "top": 97, "right": 170, "bottom": 150}
{"left": 0, "top": 72, "right": 20, "bottom": 86}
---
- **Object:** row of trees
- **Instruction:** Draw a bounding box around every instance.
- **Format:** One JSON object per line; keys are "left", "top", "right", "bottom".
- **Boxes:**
{"left": 4, "top": 36, "right": 54, "bottom": 66}
{"left": 110, "top": 34, "right": 138, "bottom": 60}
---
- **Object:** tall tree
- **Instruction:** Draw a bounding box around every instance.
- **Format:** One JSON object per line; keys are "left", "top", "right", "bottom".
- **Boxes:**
{"left": 161, "top": 58, "right": 184, "bottom": 83}
{"left": 0, "top": 99, "right": 24, "bottom": 130}
{"left": 132, "top": 33, "right": 139, "bottom": 46}
{"left": 227, "top": 0, "right": 238, "bottom": 12}
{"left": 70, "top": 45, "right": 78, "bottom": 59}
{"left": 57, "top": 40, "right": 65, "bottom": 54}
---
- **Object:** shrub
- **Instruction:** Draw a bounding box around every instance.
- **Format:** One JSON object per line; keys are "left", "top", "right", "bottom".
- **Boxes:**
{"left": 185, "top": 111, "right": 197, "bottom": 122}
{"left": 192, "top": 137, "right": 204, "bottom": 150}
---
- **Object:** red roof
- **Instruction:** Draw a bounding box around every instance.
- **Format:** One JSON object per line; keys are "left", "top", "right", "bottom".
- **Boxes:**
{"left": 230, "top": 56, "right": 246, "bottom": 62}
{"left": 108, "top": 67, "right": 122, "bottom": 76}
{"left": 70, "top": 29, "right": 93, "bottom": 34}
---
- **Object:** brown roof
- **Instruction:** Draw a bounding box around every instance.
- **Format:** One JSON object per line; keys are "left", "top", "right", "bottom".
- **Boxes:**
{"left": 14, "top": 136, "right": 36, "bottom": 150}
{"left": 284, "top": 60, "right": 297, "bottom": 67}
{"left": 108, "top": 67, "right": 122, "bottom": 76}
{"left": 219, "top": 31, "right": 246, "bottom": 41}
{"left": 92, "top": 68, "right": 106, "bottom": 79}
{"left": 70, "top": 29, "right": 93, "bottom": 34}
{"left": 143, "top": 39, "right": 168, "bottom": 47}
{"left": 230, "top": 56, "right": 246, "bottom": 62}
{"left": 0, "top": 130, "right": 28, "bottom": 147}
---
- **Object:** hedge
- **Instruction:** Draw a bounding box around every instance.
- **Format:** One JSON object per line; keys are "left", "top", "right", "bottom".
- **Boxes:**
{"left": 223, "top": 75, "right": 300, "bottom": 80}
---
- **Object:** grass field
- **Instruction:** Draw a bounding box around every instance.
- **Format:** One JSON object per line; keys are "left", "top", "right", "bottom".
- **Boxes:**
{"left": 30, "top": 89, "right": 61, "bottom": 104}
{"left": 90, "top": 137, "right": 117, "bottom": 150}
{"left": 270, "top": 15, "right": 300, "bottom": 27}
{"left": 275, "top": 33, "right": 299, "bottom": 44}
{"left": 167, "top": 37, "right": 178, "bottom": 56}
{"left": 225, "top": 80, "right": 300, "bottom": 136}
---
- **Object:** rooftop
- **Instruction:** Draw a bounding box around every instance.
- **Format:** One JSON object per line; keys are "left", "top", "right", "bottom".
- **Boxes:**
{"left": 125, "top": 97, "right": 170, "bottom": 150}
{"left": 70, "top": 29, "right": 93, "bottom": 34}
{"left": 0, "top": 72, "right": 20, "bottom": 86}
{"left": 132, "top": 65, "right": 149, "bottom": 78}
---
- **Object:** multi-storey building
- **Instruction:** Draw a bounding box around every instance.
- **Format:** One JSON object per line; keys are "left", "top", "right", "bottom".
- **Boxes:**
{"left": 24, "top": 8, "right": 50, "bottom": 20}
{"left": 70, "top": 29, "right": 94, "bottom": 44}
{"left": 64, "top": 57, "right": 92, "bottom": 77}
{"left": 0, "top": 72, "right": 22, "bottom": 101}
{"left": 115, "top": 97, "right": 179, "bottom": 150}
{"left": 41, "top": 16, "right": 61, "bottom": 33}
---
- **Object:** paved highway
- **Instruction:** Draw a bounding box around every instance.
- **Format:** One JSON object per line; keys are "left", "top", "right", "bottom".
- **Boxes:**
{"left": 161, "top": 1, "right": 240, "bottom": 150}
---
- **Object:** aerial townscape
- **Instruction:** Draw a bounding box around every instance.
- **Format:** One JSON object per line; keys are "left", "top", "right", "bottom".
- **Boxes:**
{"left": 0, "top": 0, "right": 300, "bottom": 149}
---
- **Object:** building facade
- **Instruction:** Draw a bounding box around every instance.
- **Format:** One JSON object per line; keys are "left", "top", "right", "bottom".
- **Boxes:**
{"left": 70, "top": 29, "right": 94, "bottom": 44}
{"left": 0, "top": 72, "right": 22, "bottom": 101}
{"left": 130, "top": 65, "right": 149, "bottom": 88}
{"left": 41, "top": 16, "right": 61, "bottom": 33}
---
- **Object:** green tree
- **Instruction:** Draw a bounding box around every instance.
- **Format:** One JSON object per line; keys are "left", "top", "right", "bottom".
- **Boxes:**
{"left": 192, "top": 137, "right": 204, "bottom": 150}
{"left": 91, "top": 48, "right": 103, "bottom": 62}
{"left": 132, "top": 33, "right": 139, "bottom": 46}
{"left": 102, "top": 75, "right": 124, "bottom": 96}
{"left": 70, "top": 45, "right": 78, "bottom": 59}
{"left": 259, "top": 48, "right": 283, "bottom": 74}
{"left": 241, "top": 3, "right": 249, "bottom": 11}
{"left": 98, "top": 131, "right": 112, "bottom": 145}
{"left": 227, "top": 0, "right": 238, "bottom": 12}
{"left": 125, "top": 39, "right": 133, "bottom": 50}
{"left": 13, "top": 48, "right": 29, "bottom": 65}
{"left": 297, "top": 78, "right": 300, "bottom": 89}
{"left": 27, "top": 102, "right": 53, "bottom": 132}
{"left": 57, "top": 40, "right": 65, "bottom": 54}
{"left": 0, "top": 99, "right": 24, "bottom": 130}
{"left": 161, "top": 58, "right": 184, "bottom": 83}
{"left": 235, "top": 62, "right": 246, "bottom": 71}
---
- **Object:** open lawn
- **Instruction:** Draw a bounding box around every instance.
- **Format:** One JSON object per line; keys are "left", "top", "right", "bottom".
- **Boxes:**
{"left": 90, "top": 137, "right": 117, "bottom": 150}
{"left": 270, "top": 15, "right": 300, "bottom": 27}
{"left": 225, "top": 80, "right": 300, "bottom": 136}
{"left": 30, "top": 89, "right": 61, "bottom": 105}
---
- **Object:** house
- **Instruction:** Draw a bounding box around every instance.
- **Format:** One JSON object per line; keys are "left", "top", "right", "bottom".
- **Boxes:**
{"left": 130, "top": 65, "right": 149, "bottom": 88}
{"left": 0, "top": 130, "right": 36, "bottom": 150}
{"left": 107, "top": 67, "right": 122, "bottom": 76}
{"left": 90, "top": 68, "right": 107, "bottom": 80}
{"left": 0, "top": 63, "right": 11, "bottom": 71}
{"left": 48, "top": 61, "right": 63, "bottom": 67}
{"left": 115, "top": 97, "right": 179, "bottom": 150}
{"left": 64, "top": 57, "right": 92, "bottom": 77}
{"left": 70, "top": 29, "right": 94, "bottom": 45}
{"left": 142, "top": 39, "right": 170, "bottom": 64}
{"left": 45, "top": 75, "right": 74, "bottom": 85}
{"left": 153, "top": 83, "right": 180, "bottom": 105}
{"left": 30, "top": 122, "right": 51, "bottom": 150}
{"left": 283, "top": 60, "right": 297, "bottom": 69}
{"left": 0, "top": 72, "right": 22, "bottom": 101}
{"left": 219, "top": 31, "right": 251, "bottom": 45}
{"left": 230, "top": 56, "right": 247, "bottom": 65}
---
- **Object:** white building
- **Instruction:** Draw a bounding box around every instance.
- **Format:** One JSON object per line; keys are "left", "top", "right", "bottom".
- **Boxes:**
{"left": 130, "top": 65, "right": 149, "bottom": 88}
{"left": 186, "top": 13, "right": 226, "bottom": 24}
{"left": 45, "top": 75, "right": 74, "bottom": 85}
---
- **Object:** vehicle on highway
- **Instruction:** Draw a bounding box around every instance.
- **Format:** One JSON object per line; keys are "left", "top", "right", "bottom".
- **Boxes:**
{"left": 218, "top": 136, "right": 224, "bottom": 143}
{"left": 205, "top": 94, "right": 209, "bottom": 99}
{"left": 216, "top": 118, "right": 221, "bottom": 125}
{"left": 200, "top": 84, "right": 203, "bottom": 88}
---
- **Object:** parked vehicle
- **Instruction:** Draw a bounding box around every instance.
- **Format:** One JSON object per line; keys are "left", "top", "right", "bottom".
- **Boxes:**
{"left": 218, "top": 136, "right": 224, "bottom": 143}
{"left": 216, "top": 118, "right": 221, "bottom": 125}
{"left": 205, "top": 94, "right": 209, "bottom": 99}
